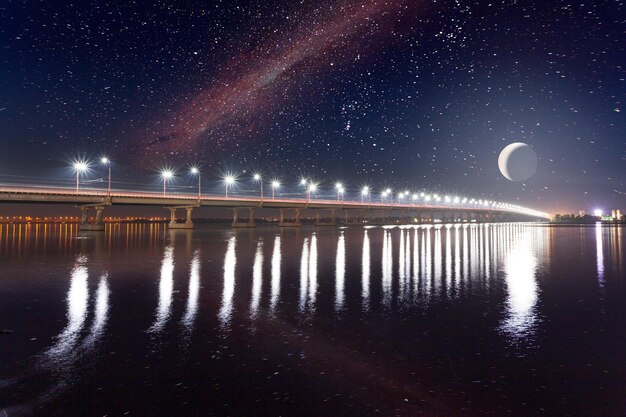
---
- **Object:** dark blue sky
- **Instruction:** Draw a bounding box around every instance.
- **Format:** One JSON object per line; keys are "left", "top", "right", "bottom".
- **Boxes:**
{"left": 0, "top": 0, "right": 624, "bottom": 213}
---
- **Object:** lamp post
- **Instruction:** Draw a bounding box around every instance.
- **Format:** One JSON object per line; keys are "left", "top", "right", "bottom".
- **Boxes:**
{"left": 100, "top": 157, "right": 111, "bottom": 196}
{"left": 73, "top": 161, "right": 89, "bottom": 194}
{"left": 190, "top": 167, "right": 201, "bottom": 199}
{"left": 335, "top": 182, "right": 343, "bottom": 202}
{"left": 307, "top": 183, "right": 317, "bottom": 203}
{"left": 361, "top": 186, "right": 369, "bottom": 204}
{"left": 224, "top": 175, "right": 235, "bottom": 198}
{"left": 253, "top": 173, "right": 263, "bottom": 200}
{"left": 271, "top": 180, "right": 280, "bottom": 199}
{"left": 161, "top": 169, "right": 173, "bottom": 196}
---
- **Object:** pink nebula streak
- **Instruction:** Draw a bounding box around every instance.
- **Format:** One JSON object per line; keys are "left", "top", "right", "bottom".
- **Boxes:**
{"left": 143, "top": 0, "right": 417, "bottom": 157}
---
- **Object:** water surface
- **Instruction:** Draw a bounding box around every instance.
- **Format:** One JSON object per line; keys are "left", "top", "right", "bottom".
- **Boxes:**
{"left": 0, "top": 223, "right": 624, "bottom": 416}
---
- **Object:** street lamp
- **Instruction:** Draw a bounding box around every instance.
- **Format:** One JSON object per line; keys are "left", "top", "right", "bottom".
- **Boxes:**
{"left": 307, "top": 183, "right": 317, "bottom": 203}
{"left": 100, "top": 157, "right": 111, "bottom": 196}
{"left": 190, "top": 166, "right": 201, "bottom": 199}
{"left": 161, "top": 169, "right": 174, "bottom": 196}
{"left": 386, "top": 188, "right": 392, "bottom": 205}
{"left": 335, "top": 182, "right": 343, "bottom": 202}
{"left": 253, "top": 173, "right": 263, "bottom": 200}
{"left": 361, "top": 186, "right": 369, "bottom": 204}
{"left": 224, "top": 175, "right": 235, "bottom": 198}
{"left": 73, "top": 161, "right": 89, "bottom": 194}
{"left": 271, "top": 180, "right": 280, "bottom": 199}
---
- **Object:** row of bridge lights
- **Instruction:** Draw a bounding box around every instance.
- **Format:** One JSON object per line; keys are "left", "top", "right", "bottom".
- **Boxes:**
{"left": 71, "top": 158, "right": 545, "bottom": 216}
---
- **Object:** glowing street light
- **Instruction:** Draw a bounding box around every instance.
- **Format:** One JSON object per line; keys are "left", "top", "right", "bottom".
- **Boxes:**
{"left": 335, "top": 182, "right": 344, "bottom": 202}
{"left": 594, "top": 209, "right": 603, "bottom": 217}
{"left": 253, "top": 173, "right": 264, "bottom": 200}
{"left": 161, "top": 169, "right": 174, "bottom": 196}
{"left": 361, "top": 186, "right": 369, "bottom": 204}
{"left": 307, "top": 182, "right": 317, "bottom": 203}
{"left": 224, "top": 175, "right": 236, "bottom": 198}
{"left": 100, "top": 157, "right": 111, "bottom": 196}
{"left": 190, "top": 166, "right": 201, "bottom": 199}
{"left": 271, "top": 180, "right": 281, "bottom": 199}
{"left": 72, "top": 160, "right": 89, "bottom": 194}
{"left": 386, "top": 188, "right": 392, "bottom": 205}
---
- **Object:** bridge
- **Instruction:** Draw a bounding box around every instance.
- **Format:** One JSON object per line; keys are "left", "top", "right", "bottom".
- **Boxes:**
{"left": 0, "top": 184, "right": 550, "bottom": 231}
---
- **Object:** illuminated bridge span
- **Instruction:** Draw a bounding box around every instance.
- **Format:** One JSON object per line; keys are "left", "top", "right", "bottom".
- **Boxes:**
{"left": 0, "top": 185, "right": 550, "bottom": 231}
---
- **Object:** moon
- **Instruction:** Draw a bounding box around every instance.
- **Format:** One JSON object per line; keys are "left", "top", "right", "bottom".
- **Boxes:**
{"left": 498, "top": 142, "right": 537, "bottom": 182}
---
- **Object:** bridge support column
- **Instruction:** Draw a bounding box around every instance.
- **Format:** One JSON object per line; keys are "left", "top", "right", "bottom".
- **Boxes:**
{"left": 280, "top": 208, "right": 302, "bottom": 227}
{"left": 168, "top": 206, "right": 195, "bottom": 229}
{"left": 78, "top": 204, "right": 106, "bottom": 231}
{"left": 185, "top": 207, "right": 194, "bottom": 225}
{"left": 232, "top": 207, "right": 256, "bottom": 228}
{"left": 80, "top": 206, "right": 89, "bottom": 225}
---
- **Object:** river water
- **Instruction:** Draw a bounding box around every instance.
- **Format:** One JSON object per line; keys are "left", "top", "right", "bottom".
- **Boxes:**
{"left": 0, "top": 223, "right": 624, "bottom": 416}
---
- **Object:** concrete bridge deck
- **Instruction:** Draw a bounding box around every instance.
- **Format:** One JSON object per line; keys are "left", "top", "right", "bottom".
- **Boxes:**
{"left": 0, "top": 185, "right": 550, "bottom": 230}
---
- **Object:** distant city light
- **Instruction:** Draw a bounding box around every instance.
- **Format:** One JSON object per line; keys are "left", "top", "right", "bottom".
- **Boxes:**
{"left": 594, "top": 209, "right": 602, "bottom": 216}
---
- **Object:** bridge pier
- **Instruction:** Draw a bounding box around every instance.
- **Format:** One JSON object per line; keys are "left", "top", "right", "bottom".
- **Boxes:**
{"left": 279, "top": 208, "right": 302, "bottom": 227}
{"left": 232, "top": 207, "right": 256, "bottom": 228}
{"left": 78, "top": 204, "right": 106, "bottom": 231}
{"left": 167, "top": 206, "right": 196, "bottom": 229}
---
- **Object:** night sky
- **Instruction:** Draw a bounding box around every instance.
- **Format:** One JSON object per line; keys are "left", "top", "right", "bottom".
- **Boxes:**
{"left": 1, "top": 0, "right": 624, "bottom": 213}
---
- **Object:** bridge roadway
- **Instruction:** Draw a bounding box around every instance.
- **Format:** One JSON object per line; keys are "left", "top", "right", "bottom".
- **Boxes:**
{"left": 0, "top": 185, "right": 549, "bottom": 231}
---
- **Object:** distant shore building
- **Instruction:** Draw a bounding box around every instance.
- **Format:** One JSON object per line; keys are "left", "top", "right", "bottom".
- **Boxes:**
{"left": 611, "top": 209, "right": 622, "bottom": 220}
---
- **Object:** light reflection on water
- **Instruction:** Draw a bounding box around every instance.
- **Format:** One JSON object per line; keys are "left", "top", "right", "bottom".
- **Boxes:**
{"left": 249, "top": 240, "right": 264, "bottom": 320}
{"left": 3, "top": 222, "right": 626, "bottom": 415}
{"left": 82, "top": 274, "right": 110, "bottom": 350}
{"left": 500, "top": 230, "right": 539, "bottom": 340}
{"left": 45, "top": 255, "right": 90, "bottom": 361}
{"left": 182, "top": 249, "right": 201, "bottom": 334}
{"left": 148, "top": 245, "right": 174, "bottom": 333}
{"left": 218, "top": 235, "right": 237, "bottom": 331}
{"left": 270, "top": 236, "right": 281, "bottom": 314}
{"left": 596, "top": 222, "right": 604, "bottom": 286}
{"left": 335, "top": 232, "right": 345, "bottom": 312}
{"left": 361, "top": 230, "right": 370, "bottom": 310}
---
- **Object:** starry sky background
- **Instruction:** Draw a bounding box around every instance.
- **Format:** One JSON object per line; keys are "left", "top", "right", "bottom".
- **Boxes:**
{"left": 0, "top": 0, "right": 624, "bottom": 213}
